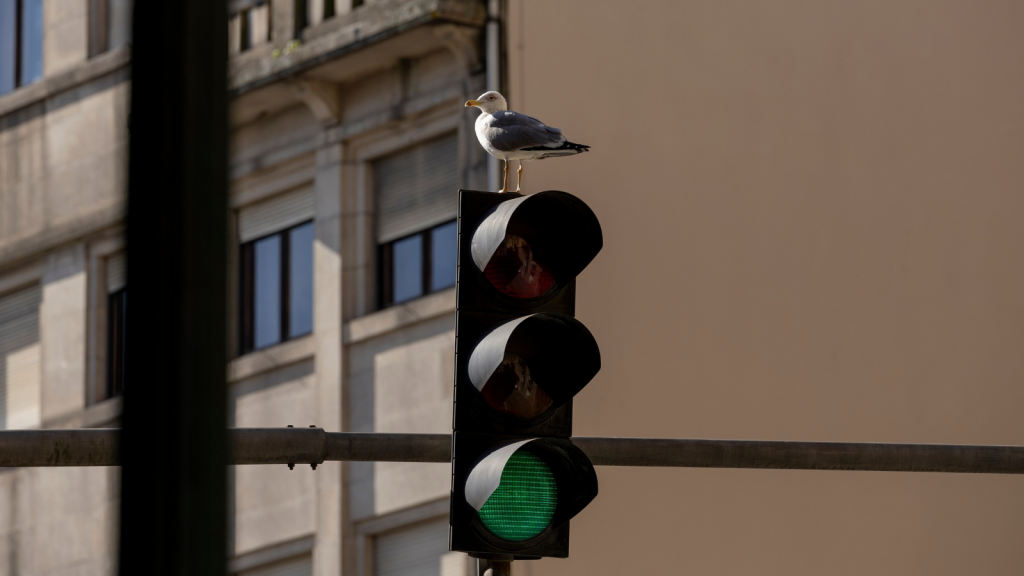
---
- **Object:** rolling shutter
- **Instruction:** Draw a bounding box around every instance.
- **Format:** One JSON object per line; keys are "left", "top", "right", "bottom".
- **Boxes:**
{"left": 238, "top": 186, "right": 315, "bottom": 243}
{"left": 374, "top": 518, "right": 470, "bottom": 576}
{"left": 235, "top": 554, "right": 312, "bottom": 576}
{"left": 0, "top": 285, "right": 42, "bottom": 430}
{"left": 106, "top": 252, "right": 126, "bottom": 293}
{"left": 374, "top": 134, "right": 459, "bottom": 243}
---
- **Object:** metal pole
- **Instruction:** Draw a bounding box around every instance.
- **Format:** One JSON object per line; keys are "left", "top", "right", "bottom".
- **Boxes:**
{"left": 3, "top": 430, "right": 1024, "bottom": 474}
{"left": 484, "top": 560, "right": 511, "bottom": 576}
{"left": 120, "top": 0, "right": 229, "bottom": 573}
{"left": 0, "top": 429, "right": 119, "bottom": 467}
{"left": 571, "top": 436, "right": 1024, "bottom": 474}
{"left": 485, "top": 0, "right": 501, "bottom": 191}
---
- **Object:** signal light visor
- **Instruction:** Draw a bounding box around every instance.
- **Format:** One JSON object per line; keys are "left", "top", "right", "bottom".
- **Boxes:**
{"left": 470, "top": 191, "right": 603, "bottom": 303}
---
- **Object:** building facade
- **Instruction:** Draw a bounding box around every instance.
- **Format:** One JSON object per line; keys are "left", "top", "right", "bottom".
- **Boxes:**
{"left": 1, "top": 0, "right": 488, "bottom": 574}
{"left": 1, "top": 1, "right": 1024, "bottom": 575}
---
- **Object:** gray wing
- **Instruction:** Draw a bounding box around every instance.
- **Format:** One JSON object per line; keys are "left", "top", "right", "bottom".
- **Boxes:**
{"left": 482, "top": 111, "right": 566, "bottom": 152}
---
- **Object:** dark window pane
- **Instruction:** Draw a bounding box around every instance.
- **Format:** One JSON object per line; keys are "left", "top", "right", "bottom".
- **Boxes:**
{"left": 20, "top": 0, "right": 43, "bottom": 85}
{"left": 239, "top": 242, "right": 254, "bottom": 354}
{"left": 0, "top": 0, "right": 15, "bottom": 95}
{"left": 288, "top": 222, "right": 314, "bottom": 338}
{"left": 107, "top": 288, "right": 127, "bottom": 398}
{"left": 392, "top": 234, "right": 423, "bottom": 304}
{"left": 430, "top": 220, "right": 457, "bottom": 292}
{"left": 324, "top": 0, "right": 335, "bottom": 19}
{"left": 293, "top": 0, "right": 308, "bottom": 34}
{"left": 240, "top": 8, "right": 251, "bottom": 51}
{"left": 254, "top": 234, "right": 282, "bottom": 349}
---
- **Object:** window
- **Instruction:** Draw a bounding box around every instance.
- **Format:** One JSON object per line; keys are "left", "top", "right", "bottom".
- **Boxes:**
{"left": 88, "top": 0, "right": 132, "bottom": 57}
{"left": 105, "top": 253, "right": 127, "bottom": 398}
{"left": 293, "top": 0, "right": 307, "bottom": 36}
{"left": 293, "top": 0, "right": 340, "bottom": 36}
{"left": 237, "top": 188, "right": 315, "bottom": 355}
{"left": 379, "top": 221, "right": 457, "bottom": 307}
{"left": 0, "top": 0, "right": 43, "bottom": 96}
{"left": 0, "top": 285, "right": 41, "bottom": 430}
{"left": 374, "top": 134, "right": 459, "bottom": 309}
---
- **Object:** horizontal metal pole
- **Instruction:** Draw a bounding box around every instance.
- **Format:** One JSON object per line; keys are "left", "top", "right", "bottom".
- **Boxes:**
{"left": 0, "top": 429, "right": 121, "bottom": 467}
{"left": 0, "top": 429, "right": 1022, "bottom": 474}
{"left": 232, "top": 429, "right": 452, "bottom": 465}
{"left": 571, "top": 437, "right": 1024, "bottom": 474}
{"left": 326, "top": 432, "right": 450, "bottom": 463}
{"left": 0, "top": 429, "right": 453, "bottom": 467}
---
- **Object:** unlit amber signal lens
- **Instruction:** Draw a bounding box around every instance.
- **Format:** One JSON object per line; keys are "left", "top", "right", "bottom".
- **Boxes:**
{"left": 479, "top": 352, "right": 555, "bottom": 419}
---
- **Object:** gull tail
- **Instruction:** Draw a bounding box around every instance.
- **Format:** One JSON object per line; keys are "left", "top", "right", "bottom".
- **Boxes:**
{"left": 523, "top": 140, "right": 591, "bottom": 159}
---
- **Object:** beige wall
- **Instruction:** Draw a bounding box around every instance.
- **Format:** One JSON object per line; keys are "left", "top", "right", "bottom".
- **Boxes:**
{"left": 44, "top": 0, "right": 88, "bottom": 75}
{"left": 0, "top": 72, "right": 129, "bottom": 262}
{"left": 0, "top": 467, "right": 118, "bottom": 576}
{"left": 506, "top": 1, "right": 1024, "bottom": 574}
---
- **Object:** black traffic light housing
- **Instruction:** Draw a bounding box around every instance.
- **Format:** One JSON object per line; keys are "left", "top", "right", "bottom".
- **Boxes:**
{"left": 450, "top": 190, "right": 603, "bottom": 560}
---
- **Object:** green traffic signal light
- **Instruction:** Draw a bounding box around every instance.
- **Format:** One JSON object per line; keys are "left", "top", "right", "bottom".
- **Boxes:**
{"left": 477, "top": 447, "right": 558, "bottom": 541}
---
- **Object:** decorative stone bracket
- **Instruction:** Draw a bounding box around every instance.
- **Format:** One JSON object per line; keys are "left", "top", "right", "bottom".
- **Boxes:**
{"left": 434, "top": 24, "right": 482, "bottom": 74}
{"left": 289, "top": 77, "right": 342, "bottom": 125}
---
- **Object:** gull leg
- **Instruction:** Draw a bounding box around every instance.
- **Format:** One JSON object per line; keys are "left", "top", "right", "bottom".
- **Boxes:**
{"left": 515, "top": 161, "right": 524, "bottom": 193}
{"left": 501, "top": 160, "right": 510, "bottom": 193}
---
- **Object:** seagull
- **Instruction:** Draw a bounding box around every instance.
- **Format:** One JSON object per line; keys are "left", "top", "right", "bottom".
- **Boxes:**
{"left": 465, "top": 91, "right": 590, "bottom": 193}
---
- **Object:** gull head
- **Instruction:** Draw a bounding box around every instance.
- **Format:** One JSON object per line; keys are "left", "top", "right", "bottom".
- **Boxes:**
{"left": 465, "top": 91, "right": 507, "bottom": 114}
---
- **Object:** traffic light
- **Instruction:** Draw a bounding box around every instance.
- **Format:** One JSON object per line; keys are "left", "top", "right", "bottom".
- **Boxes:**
{"left": 450, "top": 190, "right": 603, "bottom": 560}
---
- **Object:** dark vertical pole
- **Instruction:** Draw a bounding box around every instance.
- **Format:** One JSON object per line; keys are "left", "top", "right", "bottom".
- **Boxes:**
{"left": 120, "top": 0, "right": 228, "bottom": 574}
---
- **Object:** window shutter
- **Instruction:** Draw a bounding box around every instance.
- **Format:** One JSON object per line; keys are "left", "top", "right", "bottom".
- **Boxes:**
{"left": 235, "top": 554, "right": 312, "bottom": 576}
{"left": 106, "top": 252, "right": 126, "bottom": 294}
{"left": 374, "top": 518, "right": 465, "bottom": 576}
{"left": 238, "top": 186, "right": 316, "bottom": 243}
{"left": 0, "top": 285, "right": 42, "bottom": 430}
{"left": 375, "top": 134, "right": 459, "bottom": 244}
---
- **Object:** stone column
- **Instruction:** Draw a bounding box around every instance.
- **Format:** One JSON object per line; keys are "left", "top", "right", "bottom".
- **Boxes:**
{"left": 40, "top": 243, "right": 87, "bottom": 423}
{"left": 313, "top": 141, "right": 344, "bottom": 576}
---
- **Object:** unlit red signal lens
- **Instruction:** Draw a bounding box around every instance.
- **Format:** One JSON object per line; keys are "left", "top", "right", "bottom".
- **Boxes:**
{"left": 477, "top": 448, "right": 557, "bottom": 541}
{"left": 483, "top": 235, "right": 556, "bottom": 299}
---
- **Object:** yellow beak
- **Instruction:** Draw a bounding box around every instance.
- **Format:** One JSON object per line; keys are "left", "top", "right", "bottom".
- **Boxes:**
{"left": 465, "top": 100, "right": 482, "bottom": 107}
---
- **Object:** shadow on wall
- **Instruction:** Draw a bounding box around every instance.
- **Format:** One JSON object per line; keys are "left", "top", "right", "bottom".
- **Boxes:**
{"left": 347, "top": 312, "right": 456, "bottom": 520}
